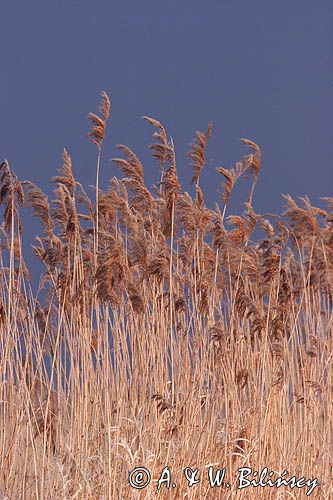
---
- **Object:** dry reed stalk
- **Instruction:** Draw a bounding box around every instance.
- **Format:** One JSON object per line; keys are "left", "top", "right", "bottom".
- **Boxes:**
{"left": 88, "top": 91, "right": 110, "bottom": 263}
{"left": 25, "top": 374, "right": 58, "bottom": 453}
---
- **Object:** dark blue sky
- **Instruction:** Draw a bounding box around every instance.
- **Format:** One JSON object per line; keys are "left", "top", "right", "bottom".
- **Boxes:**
{"left": 1, "top": 1, "right": 332, "bottom": 278}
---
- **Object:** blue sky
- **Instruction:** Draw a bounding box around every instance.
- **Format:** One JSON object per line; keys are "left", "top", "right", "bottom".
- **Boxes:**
{"left": 1, "top": 1, "right": 332, "bottom": 278}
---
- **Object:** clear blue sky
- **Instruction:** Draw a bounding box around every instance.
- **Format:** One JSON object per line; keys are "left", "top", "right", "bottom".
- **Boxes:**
{"left": 1, "top": 1, "right": 332, "bottom": 278}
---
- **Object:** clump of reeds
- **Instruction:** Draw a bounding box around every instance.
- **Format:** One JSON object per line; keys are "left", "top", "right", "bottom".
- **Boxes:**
{"left": 0, "top": 93, "right": 331, "bottom": 499}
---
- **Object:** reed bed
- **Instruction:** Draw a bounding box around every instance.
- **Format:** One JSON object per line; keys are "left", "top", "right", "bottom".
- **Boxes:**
{"left": 0, "top": 92, "right": 332, "bottom": 499}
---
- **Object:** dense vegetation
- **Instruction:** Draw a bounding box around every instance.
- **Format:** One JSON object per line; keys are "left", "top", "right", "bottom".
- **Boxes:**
{"left": 0, "top": 92, "right": 331, "bottom": 498}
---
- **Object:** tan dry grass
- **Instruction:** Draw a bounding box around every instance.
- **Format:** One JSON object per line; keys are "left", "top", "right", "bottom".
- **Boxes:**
{"left": 0, "top": 93, "right": 332, "bottom": 498}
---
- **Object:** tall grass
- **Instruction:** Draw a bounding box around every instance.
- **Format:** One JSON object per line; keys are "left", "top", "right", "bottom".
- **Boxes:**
{"left": 0, "top": 92, "right": 332, "bottom": 499}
